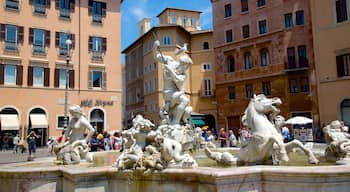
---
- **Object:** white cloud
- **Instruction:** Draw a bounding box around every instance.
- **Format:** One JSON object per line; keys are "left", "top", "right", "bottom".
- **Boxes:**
{"left": 131, "top": 7, "right": 148, "bottom": 21}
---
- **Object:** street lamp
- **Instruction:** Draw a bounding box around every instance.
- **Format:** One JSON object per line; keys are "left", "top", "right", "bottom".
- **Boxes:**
{"left": 63, "top": 37, "right": 72, "bottom": 132}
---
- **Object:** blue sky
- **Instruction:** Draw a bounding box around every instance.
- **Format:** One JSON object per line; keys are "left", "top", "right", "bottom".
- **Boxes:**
{"left": 121, "top": 0, "right": 213, "bottom": 61}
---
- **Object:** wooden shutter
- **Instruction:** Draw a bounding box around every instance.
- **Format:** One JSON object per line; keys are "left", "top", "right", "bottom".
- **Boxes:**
{"left": 102, "top": 37, "right": 107, "bottom": 52}
{"left": 18, "top": 26, "right": 24, "bottom": 43}
{"left": 54, "top": 68, "right": 59, "bottom": 87}
{"left": 88, "top": 36, "right": 92, "bottom": 51}
{"left": 88, "top": 0, "right": 93, "bottom": 15}
{"left": 46, "top": 0, "right": 51, "bottom": 8}
{"left": 29, "top": 28, "right": 34, "bottom": 44}
{"left": 44, "top": 67, "right": 50, "bottom": 87}
{"left": 45, "top": 30, "right": 50, "bottom": 47}
{"left": 55, "top": 0, "right": 60, "bottom": 9}
{"left": 88, "top": 71, "right": 92, "bottom": 89}
{"left": 55, "top": 32, "right": 60, "bottom": 48}
{"left": 0, "top": 64, "right": 4, "bottom": 85}
{"left": 16, "top": 65, "right": 23, "bottom": 86}
{"left": 102, "top": 71, "right": 107, "bottom": 89}
{"left": 0, "top": 24, "right": 6, "bottom": 40}
{"left": 69, "top": 70, "right": 74, "bottom": 88}
{"left": 102, "top": 2, "right": 107, "bottom": 17}
{"left": 71, "top": 34, "right": 75, "bottom": 49}
{"left": 70, "top": 0, "right": 75, "bottom": 12}
{"left": 337, "top": 55, "right": 345, "bottom": 77}
{"left": 27, "top": 66, "right": 33, "bottom": 86}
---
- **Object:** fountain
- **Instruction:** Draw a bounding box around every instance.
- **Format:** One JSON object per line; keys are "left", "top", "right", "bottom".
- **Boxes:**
{"left": 1, "top": 41, "right": 350, "bottom": 192}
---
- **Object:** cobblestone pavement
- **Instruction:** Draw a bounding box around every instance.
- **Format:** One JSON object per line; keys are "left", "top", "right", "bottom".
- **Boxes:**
{"left": 0, "top": 147, "right": 52, "bottom": 164}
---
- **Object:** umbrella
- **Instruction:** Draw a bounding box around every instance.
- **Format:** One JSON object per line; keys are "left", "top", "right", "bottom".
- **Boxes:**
{"left": 285, "top": 116, "right": 313, "bottom": 125}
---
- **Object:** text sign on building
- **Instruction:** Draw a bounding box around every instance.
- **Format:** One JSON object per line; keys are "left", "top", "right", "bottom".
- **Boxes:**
{"left": 80, "top": 99, "right": 114, "bottom": 107}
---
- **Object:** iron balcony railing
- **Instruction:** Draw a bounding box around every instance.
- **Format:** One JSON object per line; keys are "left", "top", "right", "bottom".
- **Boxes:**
{"left": 5, "top": 41, "right": 18, "bottom": 51}
{"left": 33, "top": 44, "right": 45, "bottom": 54}
{"left": 33, "top": 3, "right": 46, "bottom": 14}
{"left": 5, "top": 0, "right": 19, "bottom": 9}
{"left": 92, "top": 14, "right": 103, "bottom": 23}
{"left": 59, "top": 8, "right": 70, "bottom": 19}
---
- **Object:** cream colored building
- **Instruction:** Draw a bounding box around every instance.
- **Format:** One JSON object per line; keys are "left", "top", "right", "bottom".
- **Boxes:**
{"left": 311, "top": 0, "right": 350, "bottom": 127}
{"left": 123, "top": 8, "right": 217, "bottom": 132}
{"left": 0, "top": 0, "right": 122, "bottom": 146}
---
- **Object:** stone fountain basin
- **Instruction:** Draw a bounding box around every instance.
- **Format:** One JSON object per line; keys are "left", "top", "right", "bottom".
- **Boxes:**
{"left": 0, "top": 145, "right": 349, "bottom": 192}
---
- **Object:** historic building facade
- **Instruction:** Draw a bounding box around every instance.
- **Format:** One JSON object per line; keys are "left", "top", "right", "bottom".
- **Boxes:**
{"left": 211, "top": 0, "right": 319, "bottom": 140}
{"left": 123, "top": 8, "right": 217, "bottom": 132}
{"left": 0, "top": 0, "right": 122, "bottom": 145}
{"left": 310, "top": 0, "right": 350, "bottom": 128}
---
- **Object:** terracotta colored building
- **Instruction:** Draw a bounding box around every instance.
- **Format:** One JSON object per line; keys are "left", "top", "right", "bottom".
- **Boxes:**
{"left": 211, "top": 0, "right": 319, "bottom": 141}
{"left": 123, "top": 8, "right": 217, "bottom": 132}
{"left": 0, "top": 0, "right": 122, "bottom": 146}
{"left": 310, "top": 0, "right": 350, "bottom": 128}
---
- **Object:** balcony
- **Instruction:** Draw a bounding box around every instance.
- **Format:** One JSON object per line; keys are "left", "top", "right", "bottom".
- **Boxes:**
{"left": 91, "top": 51, "right": 104, "bottom": 60}
{"left": 33, "top": 45, "right": 45, "bottom": 55}
{"left": 59, "top": 47, "right": 68, "bottom": 56}
{"left": 33, "top": 3, "right": 46, "bottom": 15}
{"left": 5, "top": 0, "right": 19, "bottom": 10}
{"left": 92, "top": 14, "right": 103, "bottom": 24}
{"left": 4, "top": 41, "right": 18, "bottom": 51}
{"left": 59, "top": 8, "right": 71, "bottom": 19}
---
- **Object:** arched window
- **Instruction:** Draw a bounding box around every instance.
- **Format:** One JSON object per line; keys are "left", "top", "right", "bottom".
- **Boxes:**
{"left": 341, "top": 99, "right": 350, "bottom": 127}
{"left": 227, "top": 56, "right": 235, "bottom": 72}
{"left": 260, "top": 48, "right": 269, "bottom": 67}
{"left": 244, "top": 52, "right": 252, "bottom": 69}
{"left": 90, "top": 108, "right": 105, "bottom": 133}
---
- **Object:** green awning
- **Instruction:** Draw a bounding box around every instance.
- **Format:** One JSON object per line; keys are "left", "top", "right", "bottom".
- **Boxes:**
{"left": 192, "top": 119, "right": 206, "bottom": 127}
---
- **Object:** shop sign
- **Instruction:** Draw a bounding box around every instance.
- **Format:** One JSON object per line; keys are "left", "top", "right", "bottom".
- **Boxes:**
{"left": 80, "top": 99, "right": 114, "bottom": 107}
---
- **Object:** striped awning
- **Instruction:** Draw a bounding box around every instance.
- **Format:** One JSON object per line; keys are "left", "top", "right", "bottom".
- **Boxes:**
{"left": 0, "top": 114, "right": 20, "bottom": 131}
{"left": 30, "top": 114, "right": 48, "bottom": 129}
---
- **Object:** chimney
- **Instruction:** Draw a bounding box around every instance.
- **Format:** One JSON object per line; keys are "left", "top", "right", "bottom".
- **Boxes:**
{"left": 138, "top": 18, "right": 151, "bottom": 36}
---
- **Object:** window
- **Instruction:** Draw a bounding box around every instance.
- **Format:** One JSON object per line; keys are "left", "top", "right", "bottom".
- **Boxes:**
{"left": 337, "top": 53, "right": 350, "bottom": 77}
{"left": 92, "top": 37, "right": 102, "bottom": 52}
{"left": 202, "top": 63, "right": 211, "bottom": 72}
{"left": 298, "top": 45, "right": 308, "bottom": 67}
{"left": 89, "top": 70, "right": 106, "bottom": 89}
{"left": 296, "top": 10, "right": 304, "bottom": 25}
{"left": 182, "top": 16, "right": 187, "bottom": 27}
{"left": 203, "top": 42, "right": 209, "bottom": 49}
{"left": 203, "top": 79, "right": 212, "bottom": 96}
{"left": 225, "top": 4, "right": 232, "bottom": 18}
{"left": 88, "top": 0, "right": 106, "bottom": 23}
{"left": 241, "top": 0, "right": 248, "bottom": 12}
{"left": 260, "top": 48, "right": 269, "bottom": 66}
{"left": 285, "top": 13, "right": 293, "bottom": 28}
{"left": 341, "top": 99, "right": 350, "bottom": 127}
{"left": 336, "top": 0, "right": 348, "bottom": 23}
{"left": 5, "top": 25, "right": 17, "bottom": 51}
{"left": 242, "top": 25, "right": 250, "bottom": 38}
{"left": 33, "top": 29, "right": 45, "bottom": 53}
{"left": 257, "top": 0, "right": 265, "bottom": 7}
{"left": 58, "top": 0, "right": 73, "bottom": 19}
{"left": 4, "top": 65, "right": 16, "bottom": 85}
{"left": 289, "top": 79, "right": 298, "bottom": 93}
{"left": 300, "top": 77, "right": 309, "bottom": 92}
{"left": 171, "top": 15, "right": 177, "bottom": 24}
{"left": 259, "top": 20, "right": 267, "bottom": 34}
{"left": 163, "top": 36, "right": 171, "bottom": 45}
{"left": 33, "top": 67, "right": 44, "bottom": 87}
{"left": 262, "top": 81, "right": 270, "bottom": 96}
{"left": 287, "top": 47, "right": 296, "bottom": 69}
{"left": 57, "top": 115, "right": 69, "bottom": 129}
{"left": 227, "top": 56, "right": 235, "bottom": 72}
{"left": 6, "top": 0, "right": 19, "bottom": 10}
{"left": 244, "top": 52, "right": 253, "bottom": 70}
{"left": 226, "top": 30, "right": 233, "bottom": 43}
{"left": 33, "top": 0, "right": 47, "bottom": 14}
{"left": 89, "top": 36, "right": 106, "bottom": 59}
{"left": 190, "top": 16, "right": 195, "bottom": 27}
{"left": 56, "top": 32, "right": 75, "bottom": 55}
{"left": 228, "top": 86, "right": 235, "bottom": 100}
{"left": 246, "top": 84, "right": 253, "bottom": 98}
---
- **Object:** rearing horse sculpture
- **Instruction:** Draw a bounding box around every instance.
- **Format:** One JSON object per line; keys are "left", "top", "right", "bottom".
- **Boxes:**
{"left": 239, "top": 94, "right": 319, "bottom": 165}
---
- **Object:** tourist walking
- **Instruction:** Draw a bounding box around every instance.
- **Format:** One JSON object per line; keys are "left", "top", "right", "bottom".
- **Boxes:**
{"left": 2, "top": 133, "right": 9, "bottom": 151}
{"left": 229, "top": 130, "right": 237, "bottom": 147}
{"left": 219, "top": 128, "right": 227, "bottom": 147}
{"left": 27, "top": 131, "right": 39, "bottom": 160}
{"left": 13, "top": 134, "right": 20, "bottom": 153}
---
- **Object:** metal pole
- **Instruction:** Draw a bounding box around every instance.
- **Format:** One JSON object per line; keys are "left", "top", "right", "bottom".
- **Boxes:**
{"left": 63, "top": 37, "right": 71, "bottom": 132}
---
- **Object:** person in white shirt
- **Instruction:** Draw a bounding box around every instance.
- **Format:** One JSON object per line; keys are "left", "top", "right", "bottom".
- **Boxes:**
{"left": 13, "top": 134, "right": 20, "bottom": 154}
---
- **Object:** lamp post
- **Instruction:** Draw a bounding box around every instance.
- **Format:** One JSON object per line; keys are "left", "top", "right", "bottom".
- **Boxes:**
{"left": 63, "top": 37, "right": 72, "bottom": 132}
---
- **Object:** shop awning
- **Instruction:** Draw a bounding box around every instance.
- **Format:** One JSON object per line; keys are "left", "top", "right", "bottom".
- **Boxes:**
{"left": 192, "top": 119, "right": 206, "bottom": 127}
{"left": 30, "top": 114, "right": 48, "bottom": 129}
{"left": 0, "top": 114, "right": 20, "bottom": 131}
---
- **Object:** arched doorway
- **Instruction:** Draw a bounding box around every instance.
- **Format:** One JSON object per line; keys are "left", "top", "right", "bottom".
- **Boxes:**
{"left": 0, "top": 107, "right": 20, "bottom": 150}
{"left": 28, "top": 107, "right": 48, "bottom": 147}
{"left": 204, "top": 114, "right": 217, "bottom": 136}
{"left": 90, "top": 108, "right": 105, "bottom": 133}
{"left": 341, "top": 99, "right": 350, "bottom": 127}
